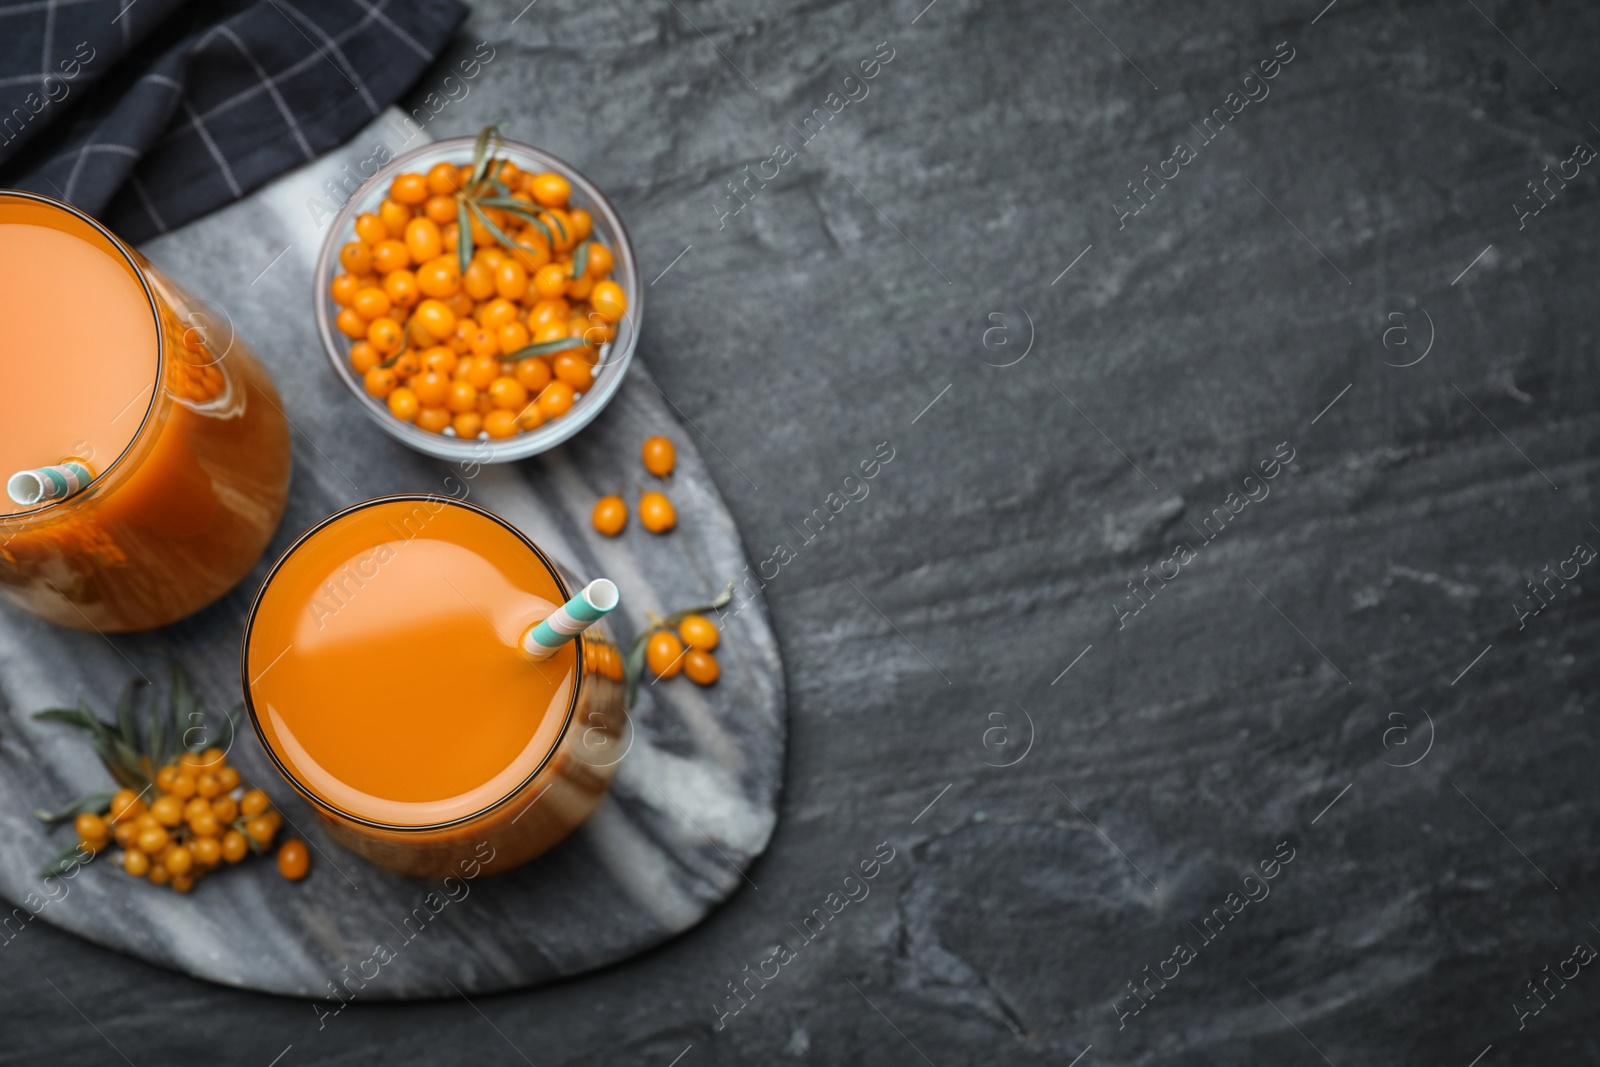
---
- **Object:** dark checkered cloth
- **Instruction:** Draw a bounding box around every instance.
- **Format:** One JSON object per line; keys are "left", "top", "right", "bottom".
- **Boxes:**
{"left": 0, "top": 0, "right": 465, "bottom": 242}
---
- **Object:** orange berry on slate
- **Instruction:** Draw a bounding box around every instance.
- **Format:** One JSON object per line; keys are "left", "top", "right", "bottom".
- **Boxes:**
{"left": 379, "top": 197, "right": 412, "bottom": 236}
{"left": 684, "top": 649, "right": 720, "bottom": 686}
{"left": 591, "top": 279, "right": 627, "bottom": 323}
{"left": 340, "top": 241, "right": 373, "bottom": 275}
{"left": 123, "top": 848, "right": 150, "bottom": 877}
{"left": 114, "top": 822, "right": 138, "bottom": 849}
{"left": 372, "top": 238, "right": 411, "bottom": 274}
{"left": 387, "top": 386, "right": 420, "bottom": 422}
{"left": 364, "top": 365, "right": 397, "bottom": 399}
{"left": 110, "top": 789, "right": 145, "bottom": 823}
{"left": 191, "top": 836, "right": 222, "bottom": 867}
{"left": 677, "top": 613, "right": 719, "bottom": 651}
{"left": 413, "top": 298, "right": 457, "bottom": 342}
{"left": 646, "top": 630, "right": 685, "bottom": 679}
{"left": 537, "top": 380, "right": 575, "bottom": 419}
{"left": 336, "top": 306, "right": 368, "bottom": 340}
{"left": 366, "top": 316, "right": 403, "bottom": 355}
{"left": 488, "top": 376, "right": 528, "bottom": 410}
{"left": 151, "top": 794, "right": 184, "bottom": 826}
{"left": 452, "top": 411, "right": 483, "bottom": 439}
{"left": 638, "top": 491, "right": 676, "bottom": 534}
{"left": 484, "top": 409, "right": 520, "bottom": 439}
{"left": 75, "top": 812, "right": 108, "bottom": 842}
{"left": 211, "top": 795, "right": 238, "bottom": 823}
{"left": 184, "top": 796, "right": 211, "bottom": 822}
{"left": 190, "top": 809, "right": 222, "bottom": 838}
{"left": 221, "top": 829, "right": 249, "bottom": 863}
{"left": 641, "top": 436, "right": 676, "bottom": 478}
{"left": 196, "top": 772, "right": 222, "bottom": 799}
{"left": 405, "top": 216, "right": 444, "bottom": 263}
{"left": 164, "top": 844, "right": 194, "bottom": 876}
{"left": 245, "top": 815, "right": 277, "bottom": 847}
{"left": 240, "top": 789, "right": 270, "bottom": 817}
{"left": 514, "top": 356, "right": 552, "bottom": 393}
{"left": 354, "top": 213, "right": 388, "bottom": 245}
{"left": 278, "top": 839, "right": 311, "bottom": 881}
{"left": 426, "top": 161, "right": 463, "bottom": 196}
{"left": 137, "top": 826, "right": 170, "bottom": 855}
{"left": 390, "top": 171, "right": 429, "bottom": 205}
{"left": 591, "top": 495, "right": 626, "bottom": 536}
{"left": 417, "top": 405, "right": 452, "bottom": 434}
{"left": 217, "top": 766, "right": 240, "bottom": 791}
{"left": 170, "top": 873, "right": 195, "bottom": 893}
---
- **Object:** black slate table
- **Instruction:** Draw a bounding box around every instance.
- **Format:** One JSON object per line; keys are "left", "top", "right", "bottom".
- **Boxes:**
{"left": 7, "top": 0, "right": 1599, "bottom": 1063}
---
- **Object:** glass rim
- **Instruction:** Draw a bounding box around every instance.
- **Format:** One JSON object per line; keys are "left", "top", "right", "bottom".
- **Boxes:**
{"left": 238, "top": 493, "right": 584, "bottom": 833}
{"left": 0, "top": 188, "right": 165, "bottom": 521}
{"left": 310, "top": 135, "right": 643, "bottom": 463}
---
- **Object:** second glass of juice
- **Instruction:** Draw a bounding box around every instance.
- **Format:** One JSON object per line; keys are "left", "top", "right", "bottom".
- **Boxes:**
{"left": 242, "top": 496, "right": 626, "bottom": 877}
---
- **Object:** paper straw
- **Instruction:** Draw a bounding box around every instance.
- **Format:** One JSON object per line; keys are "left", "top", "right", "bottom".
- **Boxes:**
{"left": 521, "top": 579, "right": 620, "bottom": 661}
{"left": 7, "top": 461, "right": 93, "bottom": 506}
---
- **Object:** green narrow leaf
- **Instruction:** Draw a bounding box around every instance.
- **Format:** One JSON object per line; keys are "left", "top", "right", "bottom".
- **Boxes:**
{"left": 467, "top": 200, "right": 541, "bottom": 259}
{"left": 32, "top": 707, "right": 99, "bottom": 732}
{"left": 542, "top": 209, "right": 567, "bottom": 245}
{"left": 377, "top": 329, "right": 412, "bottom": 370}
{"left": 469, "top": 124, "right": 495, "bottom": 186}
{"left": 623, "top": 631, "right": 651, "bottom": 709}
{"left": 456, "top": 197, "right": 474, "bottom": 276}
{"left": 503, "top": 336, "right": 589, "bottom": 362}
{"left": 38, "top": 841, "right": 94, "bottom": 879}
{"left": 571, "top": 241, "right": 589, "bottom": 279}
{"left": 474, "top": 198, "right": 556, "bottom": 245}
{"left": 34, "top": 790, "right": 115, "bottom": 830}
{"left": 662, "top": 581, "right": 737, "bottom": 626}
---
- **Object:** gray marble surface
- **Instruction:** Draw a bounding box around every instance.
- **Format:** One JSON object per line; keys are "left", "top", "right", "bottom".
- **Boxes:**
{"left": 5, "top": 0, "right": 1600, "bottom": 1063}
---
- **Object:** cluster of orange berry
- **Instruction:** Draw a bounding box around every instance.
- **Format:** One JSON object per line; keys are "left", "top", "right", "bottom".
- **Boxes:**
{"left": 591, "top": 436, "right": 678, "bottom": 537}
{"left": 167, "top": 355, "right": 225, "bottom": 404}
{"left": 76, "top": 749, "right": 308, "bottom": 892}
{"left": 330, "top": 159, "right": 628, "bottom": 440}
{"left": 646, "top": 613, "right": 721, "bottom": 686}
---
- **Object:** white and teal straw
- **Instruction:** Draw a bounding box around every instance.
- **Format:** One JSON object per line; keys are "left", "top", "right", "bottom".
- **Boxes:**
{"left": 7, "top": 461, "right": 93, "bottom": 506}
{"left": 520, "top": 578, "right": 620, "bottom": 661}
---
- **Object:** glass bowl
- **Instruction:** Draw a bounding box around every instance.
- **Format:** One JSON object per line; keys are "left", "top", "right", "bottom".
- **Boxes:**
{"left": 313, "top": 136, "right": 641, "bottom": 462}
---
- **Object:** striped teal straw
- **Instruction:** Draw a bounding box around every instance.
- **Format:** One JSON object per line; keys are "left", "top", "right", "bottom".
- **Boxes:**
{"left": 7, "top": 460, "right": 93, "bottom": 506}
{"left": 521, "top": 579, "right": 620, "bottom": 661}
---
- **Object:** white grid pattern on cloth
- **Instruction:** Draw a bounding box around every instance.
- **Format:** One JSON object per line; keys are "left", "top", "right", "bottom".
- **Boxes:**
{"left": 181, "top": 99, "right": 242, "bottom": 196}
{"left": 265, "top": 0, "right": 380, "bottom": 115}
{"left": 213, "top": 23, "right": 314, "bottom": 161}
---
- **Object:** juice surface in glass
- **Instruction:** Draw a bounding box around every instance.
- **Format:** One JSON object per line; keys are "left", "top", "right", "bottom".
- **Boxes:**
{"left": 0, "top": 191, "right": 291, "bottom": 631}
{"left": 244, "top": 496, "right": 625, "bottom": 877}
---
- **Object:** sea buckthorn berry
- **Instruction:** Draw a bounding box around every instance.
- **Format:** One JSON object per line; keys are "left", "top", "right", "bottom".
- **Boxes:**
{"left": 340, "top": 241, "right": 372, "bottom": 274}
{"left": 420, "top": 345, "right": 458, "bottom": 376}
{"left": 638, "top": 491, "right": 676, "bottom": 534}
{"left": 444, "top": 291, "right": 476, "bottom": 320}
{"left": 379, "top": 197, "right": 412, "bottom": 236}
{"left": 484, "top": 409, "right": 520, "bottom": 439}
{"left": 477, "top": 297, "right": 519, "bottom": 331}
{"left": 498, "top": 321, "right": 530, "bottom": 355}
{"left": 352, "top": 287, "right": 390, "bottom": 320}
{"left": 533, "top": 262, "right": 569, "bottom": 299}
{"left": 217, "top": 766, "right": 240, "bottom": 792}
{"left": 387, "top": 386, "right": 420, "bottom": 422}
{"left": 366, "top": 317, "right": 403, "bottom": 355}
{"left": 240, "top": 789, "right": 270, "bottom": 817}
{"left": 170, "top": 772, "right": 196, "bottom": 797}
{"left": 196, "top": 772, "right": 222, "bottom": 799}
{"left": 110, "top": 789, "right": 145, "bottom": 823}
{"left": 164, "top": 844, "right": 194, "bottom": 876}
{"left": 446, "top": 380, "right": 479, "bottom": 413}
{"left": 567, "top": 208, "right": 593, "bottom": 241}
{"left": 488, "top": 376, "right": 528, "bottom": 410}
{"left": 189, "top": 810, "right": 222, "bottom": 838}
{"left": 424, "top": 194, "right": 457, "bottom": 224}
{"left": 461, "top": 356, "right": 499, "bottom": 389}
{"left": 551, "top": 352, "right": 594, "bottom": 392}
{"left": 134, "top": 812, "right": 160, "bottom": 833}
{"left": 517, "top": 403, "right": 546, "bottom": 431}
{"left": 532, "top": 322, "right": 566, "bottom": 346}
{"left": 684, "top": 649, "right": 720, "bottom": 686}
{"left": 591, "top": 495, "right": 626, "bottom": 536}
{"left": 529, "top": 297, "right": 569, "bottom": 329}
{"left": 336, "top": 307, "right": 368, "bottom": 340}
{"left": 426, "top": 161, "right": 463, "bottom": 196}
{"left": 541, "top": 209, "right": 575, "bottom": 251}
{"left": 221, "top": 829, "right": 249, "bottom": 863}
{"left": 354, "top": 213, "right": 388, "bottom": 245}
{"left": 463, "top": 258, "right": 497, "bottom": 301}
{"left": 245, "top": 815, "right": 277, "bottom": 848}
{"left": 586, "top": 243, "right": 615, "bottom": 278}
{"left": 514, "top": 356, "right": 552, "bottom": 393}
{"left": 123, "top": 848, "right": 150, "bottom": 877}
{"left": 417, "top": 256, "right": 461, "bottom": 299}
{"left": 452, "top": 411, "right": 483, "bottom": 439}
{"left": 372, "top": 239, "right": 411, "bottom": 274}
{"left": 191, "top": 837, "right": 222, "bottom": 867}
{"left": 417, "top": 406, "right": 452, "bottom": 433}
{"left": 147, "top": 862, "right": 170, "bottom": 886}
{"left": 412, "top": 371, "right": 450, "bottom": 407}
{"left": 537, "top": 380, "right": 575, "bottom": 418}
{"left": 641, "top": 436, "right": 676, "bottom": 478}
{"left": 137, "top": 825, "right": 170, "bottom": 854}
{"left": 151, "top": 794, "right": 184, "bottom": 826}
{"left": 591, "top": 280, "right": 627, "bottom": 323}
{"left": 413, "top": 299, "right": 457, "bottom": 342}
{"left": 390, "top": 171, "right": 429, "bottom": 205}
{"left": 496, "top": 259, "right": 529, "bottom": 301}
{"left": 350, "top": 341, "right": 381, "bottom": 373}
{"left": 184, "top": 796, "right": 211, "bottom": 822}
{"left": 467, "top": 328, "right": 501, "bottom": 360}
{"left": 405, "top": 216, "right": 444, "bottom": 262}
{"left": 75, "top": 812, "right": 108, "bottom": 842}
{"left": 646, "top": 630, "right": 686, "bottom": 679}
{"left": 211, "top": 795, "right": 238, "bottom": 823}
{"left": 677, "top": 614, "right": 719, "bottom": 651}
{"left": 384, "top": 269, "right": 420, "bottom": 308}
{"left": 114, "top": 822, "right": 138, "bottom": 849}
{"left": 331, "top": 272, "right": 362, "bottom": 306}
{"left": 277, "top": 839, "right": 311, "bottom": 881}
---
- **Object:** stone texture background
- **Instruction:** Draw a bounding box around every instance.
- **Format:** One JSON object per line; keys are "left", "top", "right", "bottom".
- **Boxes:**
{"left": 7, "top": 0, "right": 1600, "bottom": 1063}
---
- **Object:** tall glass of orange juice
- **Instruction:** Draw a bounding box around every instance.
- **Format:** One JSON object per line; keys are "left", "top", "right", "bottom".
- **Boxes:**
{"left": 0, "top": 191, "right": 291, "bottom": 632}
{"left": 241, "top": 496, "right": 627, "bottom": 878}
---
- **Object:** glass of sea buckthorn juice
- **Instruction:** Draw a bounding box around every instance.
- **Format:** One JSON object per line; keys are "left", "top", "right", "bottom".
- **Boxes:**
{"left": 241, "top": 495, "right": 627, "bottom": 877}
{"left": 0, "top": 190, "right": 291, "bottom": 632}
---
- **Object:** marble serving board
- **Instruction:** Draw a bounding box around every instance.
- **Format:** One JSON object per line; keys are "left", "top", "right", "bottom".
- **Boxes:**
{"left": 0, "top": 114, "right": 785, "bottom": 998}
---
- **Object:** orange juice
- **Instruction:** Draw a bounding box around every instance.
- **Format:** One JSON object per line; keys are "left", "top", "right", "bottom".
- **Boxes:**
{"left": 243, "top": 496, "right": 625, "bottom": 877}
{"left": 0, "top": 191, "right": 290, "bottom": 631}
